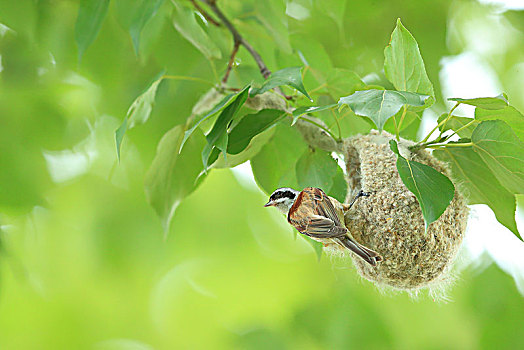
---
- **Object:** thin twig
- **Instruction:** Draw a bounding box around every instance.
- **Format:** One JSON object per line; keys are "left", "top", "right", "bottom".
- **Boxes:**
{"left": 330, "top": 109, "right": 342, "bottom": 140}
{"left": 438, "top": 102, "right": 461, "bottom": 139}
{"left": 446, "top": 119, "right": 478, "bottom": 139}
{"left": 200, "top": 0, "right": 291, "bottom": 99}
{"left": 201, "top": 0, "right": 271, "bottom": 79}
{"left": 396, "top": 105, "right": 408, "bottom": 140}
{"left": 222, "top": 39, "right": 240, "bottom": 83}
{"left": 190, "top": 0, "right": 220, "bottom": 26}
{"left": 392, "top": 115, "right": 400, "bottom": 141}
{"left": 162, "top": 75, "right": 215, "bottom": 86}
{"left": 420, "top": 102, "right": 460, "bottom": 143}
{"left": 423, "top": 142, "right": 473, "bottom": 149}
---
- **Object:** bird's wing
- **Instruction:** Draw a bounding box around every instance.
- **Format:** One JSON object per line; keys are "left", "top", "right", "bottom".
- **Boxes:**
{"left": 289, "top": 188, "right": 382, "bottom": 266}
{"left": 288, "top": 188, "right": 346, "bottom": 238}
{"left": 303, "top": 215, "right": 347, "bottom": 238}
{"left": 311, "top": 188, "right": 342, "bottom": 226}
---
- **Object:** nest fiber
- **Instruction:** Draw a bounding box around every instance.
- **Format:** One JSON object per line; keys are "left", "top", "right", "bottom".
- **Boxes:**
{"left": 342, "top": 131, "right": 468, "bottom": 291}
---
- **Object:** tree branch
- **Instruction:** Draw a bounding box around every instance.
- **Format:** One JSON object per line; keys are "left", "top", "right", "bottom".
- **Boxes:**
{"left": 222, "top": 39, "right": 240, "bottom": 83}
{"left": 189, "top": 0, "right": 220, "bottom": 26}
{"left": 201, "top": 0, "right": 271, "bottom": 79}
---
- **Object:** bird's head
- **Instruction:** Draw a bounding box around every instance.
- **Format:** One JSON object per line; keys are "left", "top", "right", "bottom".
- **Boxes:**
{"left": 264, "top": 188, "right": 299, "bottom": 214}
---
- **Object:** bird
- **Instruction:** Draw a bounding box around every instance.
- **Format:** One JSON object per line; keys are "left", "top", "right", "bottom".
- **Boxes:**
{"left": 264, "top": 187, "right": 382, "bottom": 266}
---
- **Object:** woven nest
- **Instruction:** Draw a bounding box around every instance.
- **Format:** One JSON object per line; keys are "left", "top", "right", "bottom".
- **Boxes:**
{"left": 340, "top": 131, "right": 469, "bottom": 292}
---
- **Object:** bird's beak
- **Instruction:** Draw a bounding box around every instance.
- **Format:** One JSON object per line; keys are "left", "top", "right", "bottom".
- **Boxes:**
{"left": 264, "top": 201, "right": 274, "bottom": 207}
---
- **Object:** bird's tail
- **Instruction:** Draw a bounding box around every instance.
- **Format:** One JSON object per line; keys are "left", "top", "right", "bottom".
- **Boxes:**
{"left": 338, "top": 236, "right": 382, "bottom": 266}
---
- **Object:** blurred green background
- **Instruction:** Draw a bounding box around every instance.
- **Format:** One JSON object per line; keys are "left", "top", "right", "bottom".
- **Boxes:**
{"left": 1, "top": 0, "right": 523, "bottom": 349}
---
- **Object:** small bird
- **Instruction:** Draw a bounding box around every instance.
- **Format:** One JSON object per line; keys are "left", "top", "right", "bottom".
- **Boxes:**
{"left": 264, "top": 187, "right": 382, "bottom": 266}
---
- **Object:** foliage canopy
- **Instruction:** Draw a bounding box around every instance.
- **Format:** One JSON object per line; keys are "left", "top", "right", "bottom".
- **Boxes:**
{"left": 1, "top": 0, "right": 524, "bottom": 349}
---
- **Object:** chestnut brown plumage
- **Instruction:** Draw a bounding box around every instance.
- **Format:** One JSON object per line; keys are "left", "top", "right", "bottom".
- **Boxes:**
{"left": 265, "top": 187, "right": 382, "bottom": 266}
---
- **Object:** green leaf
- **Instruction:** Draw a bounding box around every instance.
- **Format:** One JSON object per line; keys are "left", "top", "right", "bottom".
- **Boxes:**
{"left": 448, "top": 93, "right": 508, "bottom": 110}
{"left": 337, "top": 110, "right": 374, "bottom": 139}
{"left": 251, "top": 67, "right": 312, "bottom": 101}
{"left": 471, "top": 120, "right": 524, "bottom": 194}
{"left": 296, "top": 149, "right": 339, "bottom": 192}
{"left": 115, "top": 118, "right": 127, "bottom": 161}
{"left": 389, "top": 140, "right": 455, "bottom": 228}
{"left": 129, "top": 0, "right": 164, "bottom": 55}
{"left": 180, "top": 92, "right": 237, "bottom": 153}
{"left": 286, "top": 1, "right": 311, "bottom": 20}
{"left": 215, "top": 133, "right": 228, "bottom": 158}
{"left": 437, "top": 114, "right": 478, "bottom": 138}
{"left": 202, "top": 86, "right": 250, "bottom": 170}
{"left": 396, "top": 113, "right": 421, "bottom": 141}
{"left": 115, "top": 74, "right": 164, "bottom": 160}
{"left": 213, "top": 128, "right": 276, "bottom": 169}
{"left": 383, "top": 110, "right": 421, "bottom": 141}
{"left": 325, "top": 68, "right": 365, "bottom": 100}
{"left": 434, "top": 148, "right": 520, "bottom": 239}
{"left": 127, "top": 77, "right": 163, "bottom": 128}
{"left": 295, "top": 148, "right": 347, "bottom": 203}
{"left": 191, "top": 88, "right": 228, "bottom": 116}
{"left": 317, "top": 0, "right": 346, "bottom": 31}
{"left": 227, "top": 109, "right": 284, "bottom": 154}
{"left": 144, "top": 125, "right": 206, "bottom": 233}
{"left": 206, "top": 147, "right": 221, "bottom": 171}
{"left": 255, "top": 0, "right": 291, "bottom": 54}
{"left": 75, "top": 0, "right": 110, "bottom": 60}
{"left": 384, "top": 19, "right": 435, "bottom": 99}
{"left": 172, "top": 2, "right": 221, "bottom": 60}
{"left": 251, "top": 123, "right": 308, "bottom": 194}
{"left": 338, "top": 89, "right": 429, "bottom": 130}
{"left": 293, "top": 35, "right": 334, "bottom": 76}
{"left": 291, "top": 104, "right": 337, "bottom": 125}
{"left": 475, "top": 105, "right": 524, "bottom": 141}
{"left": 330, "top": 169, "right": 348, "bottom": 203}
{"left": 201, "top": 139, "right": 220, "bottom": 174}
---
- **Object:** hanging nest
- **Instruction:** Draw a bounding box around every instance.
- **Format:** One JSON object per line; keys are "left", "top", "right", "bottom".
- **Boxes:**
{"left": 340, "top": 131, "right": 469, "bottom": 293}
{"left": 199, "top": 89, "right": 469, "bottom": 295}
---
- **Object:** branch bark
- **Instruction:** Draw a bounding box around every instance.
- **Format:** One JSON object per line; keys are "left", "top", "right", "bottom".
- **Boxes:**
{"left": 200, "top": 0, "right": 271, "bottom": 79}
{"left": 189, "top": 0, "right": 220, "bottom": 26}
{"left": 222, "top": 39, "right": 240, "bottom": 83}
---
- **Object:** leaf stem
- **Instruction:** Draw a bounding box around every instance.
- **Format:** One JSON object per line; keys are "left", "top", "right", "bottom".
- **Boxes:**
{"left": 330, "top": 109, "right": 342, "bottom": 140}
{"left": 222, "top": 39, "right": 240, "bottom": 83}
{"left": 446, "top": 119, "right": 478, "bottom": 139}
{"left": 162, "top": 75, "right": 216, "bottom": 86}
{"left": 438, "top": 102, "right": 461, "bottom": 138}
{"left": 420, "top": 102, "right": 460, "bottom": 143}
{"left": 396, "top": 106, "right": 408, "bottom": 140}
{"left": 424, "top": 142, "right": 473, "bottom": 149}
